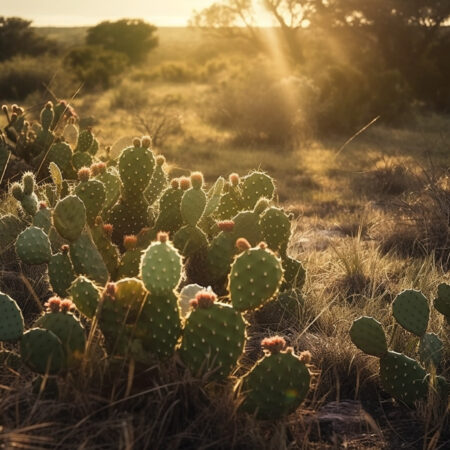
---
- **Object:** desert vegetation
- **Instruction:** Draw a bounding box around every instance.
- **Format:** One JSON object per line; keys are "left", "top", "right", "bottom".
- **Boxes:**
{"left": 0, "top": 1, "right": 449, "bottom": 448}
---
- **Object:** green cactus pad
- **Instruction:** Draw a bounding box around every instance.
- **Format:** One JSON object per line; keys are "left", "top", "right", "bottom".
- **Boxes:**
{"left": 144, "top": 161, "right": 167, "bottom": 205}
{"left": 46, "top": 142, "right": 72, "bottom": 172}
{"left": 232, "top": 211, "right": 263, "bottom": 247}
{"left": 72, "top": 151, "right": 93, "bottom": 171}
{"left": 155, "top": 186, "right": 184, "bottom": 234}
{"left": 241, "top": 171, "right": 275, "bottom": 210}
{"left": 118, "top": 145, "right": 155, "bottom": 193}
{"left": 40, "top": 103, "right": 54, "bottom": 131}
{"left": 179, "top": 301, "right": 246, "bottom": 379}
{"left": 96, "top": 168, "right": 121, "bottom": 213}
{"left": 138, "top": 291, "right": 181, "bottom": 359}
{"left": 207, "top": 231, "right": 236, "bottom": 282}
{"left": 419, "top": 333, "right": 443, "bottom": 368}
{"left": 260, "top": 207, "right": 291, "bottom": 252}
{"left": 53, "top": 195, "right": 86, "bottom": 242}
{"left": 91, "top": 221, "right": 120, "bottom": 277}
{"left": 181, "top": 187, "right": 207, "bottom": 226}
{"left": 434, "top": 283, "right": 450, "bottom": 319}
{"left": 48, "top": 250, "right": 76, "bottom": 297}
{"left": 349, "top": 316, "right": 388, "bottom": 357}
{"left": 75, "top": 178, "right": 106, "bottom": 225}
{"left": 32, "top": 205, "right": 52, "bottom": 233}
{"left": 173, "top": 225, "right": 208, "bottom": 257}
{"left": 75, "top": 129, "right": 94, "bottom": 152}
{"left": 20, "top": 328, "right": 65, "bottom": 375}
{"left": 117, "top": 248, "right": 142, "bottom": 279}
{"left": 241, "top": 349, "right": 310, "bottom": 419}
{"left": 88, "top": 137, "right": 99, "bottom": 155}
{"left": 217, "top": 192, "right": 240, "bottom": 220}
{"left": 281, "top": 256, "right": 306, "bottom": 291}
{"left": 0, "top": 214, "right": 25, "bottom": 249}
{"left": 140, "top": 237, "right": 182, "bottom": 295}
{"left": 392, "top": 290, "right": 429, "bottom": 336}
{"left": 70, "top": 276, "right": 100, "bottom": 318}
{"left": 69, "top": 232, "right": 109, "bottom": 285}
{"left": 15, "top": 226, "right": 52, "bottom": 265}
{"left": 379, "top": 351, "right": 428, "bottom": 406}
{"left": 114, "top": 278, "right": 148, "bottom": 321}
{"left": 0, "top": 292, "right": 24, "bottom": 341}
{"left": 203, "top": 176, "right": 225, "bottom": 218}
{"left": 35, "top": 311, "right": 86, "bottom": 368}
{"left": 229, "top": 244, "right": 283, "bottom": 312}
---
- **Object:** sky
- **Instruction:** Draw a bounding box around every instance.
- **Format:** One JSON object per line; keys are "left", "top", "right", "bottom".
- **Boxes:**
{"left": 1, "top": 1, "right": 225, "bottom": 27}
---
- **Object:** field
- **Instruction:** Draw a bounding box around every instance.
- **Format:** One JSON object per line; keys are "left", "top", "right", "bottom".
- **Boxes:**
{"left": 0, "top": 25, "right": 449, "bottom": 449}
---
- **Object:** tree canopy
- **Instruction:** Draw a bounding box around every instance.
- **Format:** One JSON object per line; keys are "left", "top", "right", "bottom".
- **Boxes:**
{"left": 86, "top": 19, "right": 158, "bottom": 64}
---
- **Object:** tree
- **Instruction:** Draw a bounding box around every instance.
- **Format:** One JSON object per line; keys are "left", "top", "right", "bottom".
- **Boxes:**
{"left": 0, "top": 17, "right": 55, "bottom": 62}
{"left": 86, "top": 19, "right": 158, "bottom": 64}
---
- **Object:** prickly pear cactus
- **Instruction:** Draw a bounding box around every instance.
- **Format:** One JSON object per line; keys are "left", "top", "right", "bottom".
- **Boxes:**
{"left": 32, "top": 203, "right": 52, "bottom": 233}
{"left": 434, "top": 283, "right": 450, "bottom": 321}
{"left": 140, "top": 232, "right": 182, "bottom": 295}
{"left": 379, "top": 351, "right": 428, "bottom": 407}
{"left": 53, "top": 195, "right": 86, "bottom": 242}
{"left": 392, "top": 290, "right": 429, "bottom": 336}
{"left": 181, "top": 172, "right": 207, "bottom": 226}
{"left": 349, "top": 316, "right": 388, "bottom": 357}
{"left": 179, "top": 291, "right": 246, "bottom": 379}
{"left": 260, "top": 207, "right": 291, "bottom": 252}
{"left": 241, "top": 171, "right": 275, "bottom": 210}
{"left": 48, "top": 246, "right": 76, "bottom": 297}
{"left": 117, "top": 235, "right": 142, "bottom": 279}
{"left": 418, "top": 333, "right": 443, "bottom": 368}
{"left": 154, "top": 178, "right": 184, "bottom": 234}
{"left": 35, "top": 297, "right": 86, "bottom": 368}
{"left": 229, "top": 240, "right": 283, "bottom": 312}
{"left": 15, "top": 226, "right": 52, "bottom": 265}
{"left": 0, "top": 292, "right": 24, "bottom": 341}
{"left": 74, "top": 168, "right": 106, "bottom": 225}
{"left": 20, "top": 328, "right": 65, "bottom": 375}
{"left": 240, "top": 336, "right": 310, "bottom": 419}
{"left": 70, "top": 276, "right": 100, "bottom": 318}
{"left": 144, "top": 155, "right": 168, "bottom": 205}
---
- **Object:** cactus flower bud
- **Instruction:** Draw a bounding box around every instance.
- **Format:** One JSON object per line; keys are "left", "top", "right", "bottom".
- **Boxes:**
{"left": 157, "top": 231, "right": 169, "bottom": 243}
{"left": 124, "top": 235, "right": 138, "bottom": 250}
{"left": 156, "top": 155, "right": 165, "bottom": 166}
{"left": 142, "top": 136, "right": 152, "bottom": 148}
{"left": 133, "top": 137, "right": 141, "bottom": 148}
{"left": 77, "top": 167, "right": 91, "bottom": 182}
{"left": 45, "top": 296, "right": 62, "bottom": 313}
{"left": 229, "top": 173, "right": 240, "bottom": 186}
{"left": 170, "top": 178, "right": 180, "bottom": 189}
{"left": 236, "top": 238, "right": 251, "bottom": 252}
{"left": 179, "top": 176, "right": 191, "bottom": 191}
{"left": 217, "top": 220, "right": 234, "bottom": 232}
{"left": 190, "top": 171, "right": 204, "bottom": 189}
{"left": 261, "top": 336, "right": 286, "bottom": 354}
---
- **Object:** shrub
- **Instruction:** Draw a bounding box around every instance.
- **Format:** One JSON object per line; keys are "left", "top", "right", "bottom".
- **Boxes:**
{"left": 158, "top": 62, "right": 199, "bottom": 83}
{"left": 0, "top": 56, "right": 59, "bottom": 100}
{"left": 110, "top": 81, "right": 149, "bottom": 110}
{"left": 65, "top": 45, "right": 128, "bottom": 90}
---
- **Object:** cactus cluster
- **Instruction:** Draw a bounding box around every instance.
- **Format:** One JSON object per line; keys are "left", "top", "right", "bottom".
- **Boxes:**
{"left": 0, "top": 103, "right": 313, "bottom": 419}
{"left": 350, "top": 289, "right": 449, "bottom": 406}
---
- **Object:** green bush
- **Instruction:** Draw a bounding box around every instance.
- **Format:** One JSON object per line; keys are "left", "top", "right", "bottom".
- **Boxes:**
{"left": 0, "top": 56, "right": 59, "bottom": 100}
{"left": 158, "top": 62, "right": 199, "bottom": 83}
{"left": 65, "top": 45, "right": 128, "bottom": 90}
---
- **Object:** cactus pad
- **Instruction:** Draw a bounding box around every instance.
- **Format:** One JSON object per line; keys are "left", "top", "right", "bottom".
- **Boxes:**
{"left": 392, "top": 290, "right": 429, "bottom": 336}
{"left": 15, "top": 226, "right": 52, "bottom": 265}
{"left": 53, "top": 195, "right": 86, "bottom": 242}
{"left": 434, "top": 283, "right": 450, "bottom": 320}
{"left": 0, "top": 292, "right": 24, "bottom": 341}
{"left": 349, "top": 316, "right": 388, "bottom": 357}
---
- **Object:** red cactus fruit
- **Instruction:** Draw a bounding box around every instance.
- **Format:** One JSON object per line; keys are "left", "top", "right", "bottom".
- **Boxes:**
{"left": 102, "top": 224, "right": 113, "bottom": 238}
{"left": 77, "top": 167, "right": 91, "bottom": 182}
{"left": 170, "top": 178, "right": 180, "bottom": 189}
{"left": 124, "top": 235, "right": 138, "bottom": 250}
{"left": 236, "top": 238, "right": 251, "bottom": 252}
{"left": 91, "top": 162, "right": 106, "bottom": 176}
{"left": 157, "top": 232, "right": 169, "bottom": 243}
{"left": 156, "top": 155, "right": 165, "bottom": 166}
{"left": 190, "top": 171, "right": 204, "bottom": 189}
{"left": 45, "top": 296, "right": 62, "bottom": 313}
{"left": 258, "top": 242, "right": 268, "bottom": 250}
{"left": 229, "top": 173, "right": 240, "bottom": 186}
{"left": 217, "top": 220, "right": 234, "bottom": 232}
{"left": 141, "top": 136, "right": 152, "bottom": 148}
{"left": 60, "top": 299, "right": 75, "bottom": 313}
{"left": 61, "top": 244, "right": 69, "bottom": 254}
{"left": 190, "top": 291, "right": 217, "bottom": 309}
{"left": 261, "top": 336, "right": 286, "bottom": 354}
{"left": 179, "top": 176, "right": 191, "bottom": 191}
{"left": 39, "top": 201, "right": 47, "bottom": 209}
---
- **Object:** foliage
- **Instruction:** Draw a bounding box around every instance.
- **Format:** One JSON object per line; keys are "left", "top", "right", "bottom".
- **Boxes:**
{"left": 65, "top": 45, "right": 128, "bottom": 89}
{"left": 86, "top": 19, "right": 158, "bottom": 64}
{"left": 0, "top": 17, "right": 56, "bottom": 62}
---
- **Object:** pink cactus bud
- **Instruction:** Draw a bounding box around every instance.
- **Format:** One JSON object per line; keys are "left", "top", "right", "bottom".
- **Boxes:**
{"left": 261, "top": 336, "right": 286, "bottom": 354}
{"left": 60, "top": 299, "right": 75, "bottom": 313}
{"left": 157, "top": 232, "right": 169, "bottom": 243}
{"left": 179, "top": 176, "right": 191, "bottom": 191}
{"left": 39, "top": 201, "right": 47, "bottom": 209}
{"left": 142, "top": 136, "right": 152, "bottom": 148}
{"left": 103, "top": 282, "right": 117, "bottom": 303}
{"left": 124, "top": 235, "right": 137, "bottom": 250}
{"left": 133, "top": 137, "right": 141, "bottom": 147}
{"left": 156, "top": 155, "right": 165, "bottom": 166}
{"left": 217, "top": 220, "right": 234, "bottom": 232}
{"left": 258, "top": 242, "right": 268, "bottom": 250}
{"left": 229, "top": 173, "right": 240, "bottom": 186}
{"left": 192, "top": 291, "right": 217, "bottom": 309}
{"left": 236, "top": 238, "right": 251, "bottom": 252}
{"left": 61, "top": 245, "right": 69, "bottom": 254}
{"left": 170, "top": 178, "right": 180, "bottom": 189}
{"left": 77, "top": 167, "right": 91, "bottom": 182}
{"left": 102, "top": 224, "right": 113, "bottom": 237}
{"left": 190, "top": 172, "right": 204, "bottom": 189}
{"left": 90, "top": 162, "right": 106, "bottom": 176}
{"left": 45, "top": 296, "right": 62, "bottom": 313}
